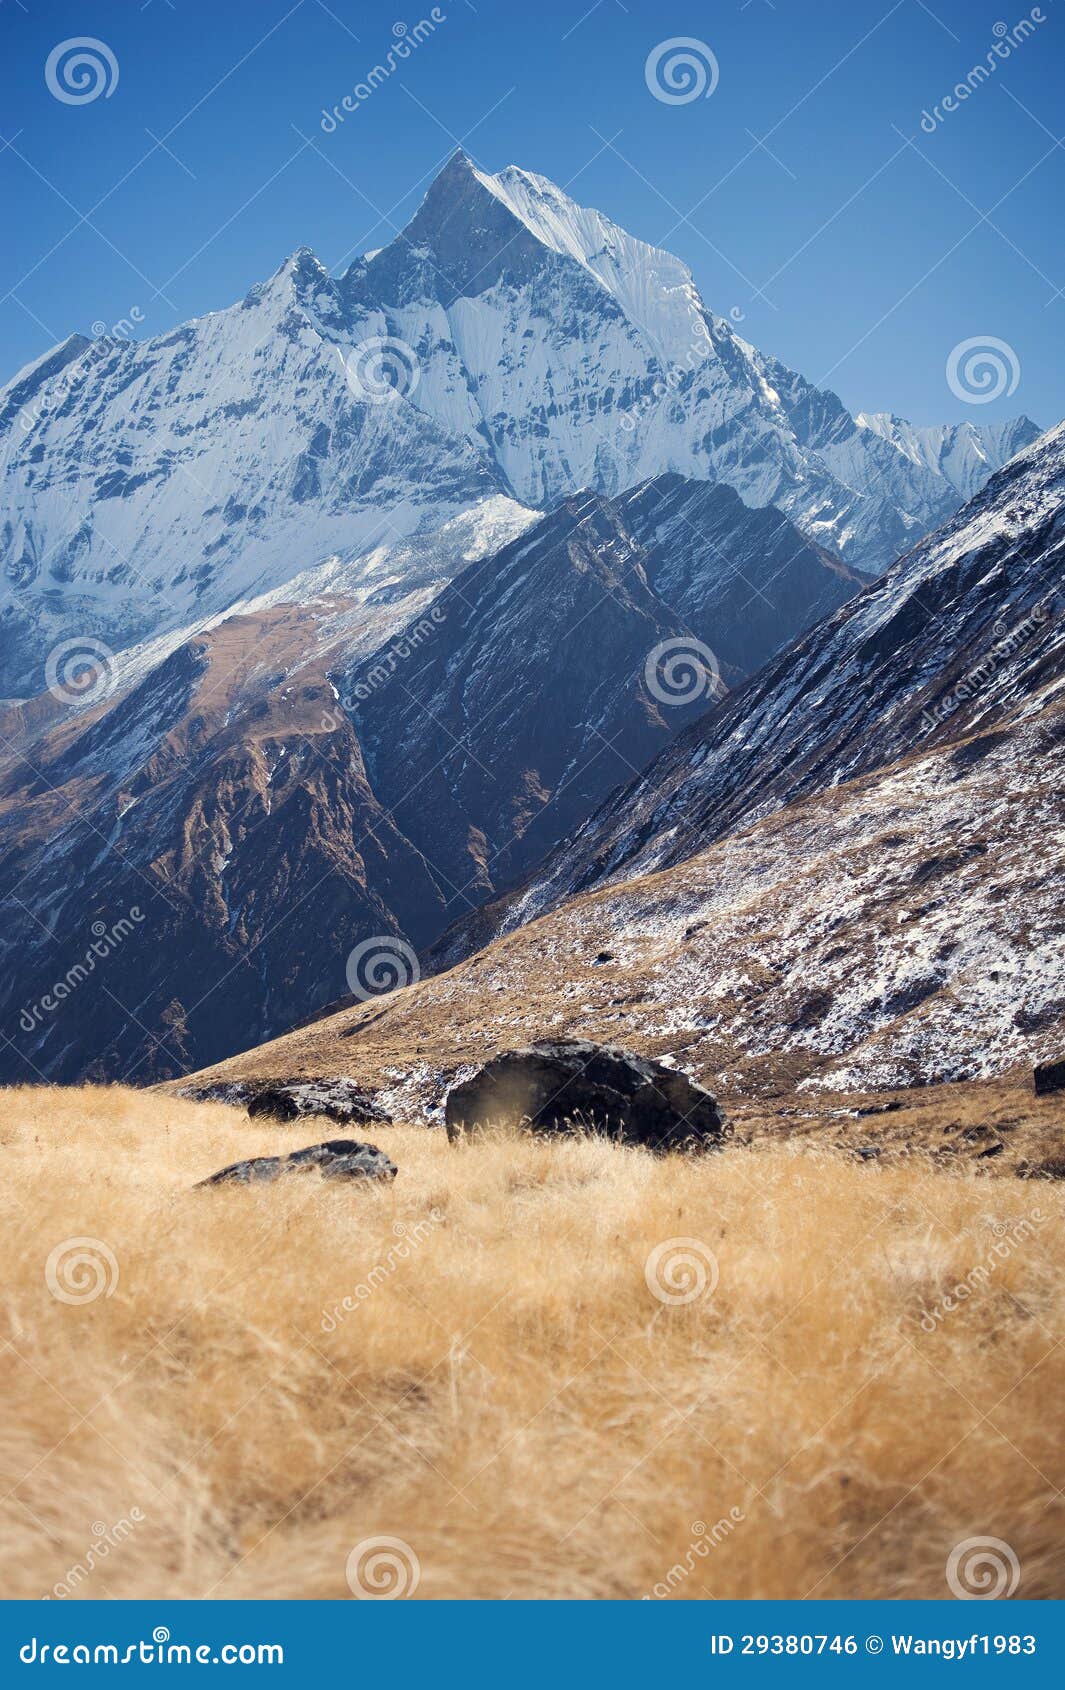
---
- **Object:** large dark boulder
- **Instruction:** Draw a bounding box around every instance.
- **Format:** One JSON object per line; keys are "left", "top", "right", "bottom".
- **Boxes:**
{"left": 196, "top": 1138, "right": 397, "bottom": 1187}
{"left": 1034, "top": 1058, "right": 1065, "bottom": 1097}
{"left": 444, "top": 1039, "right": 728, "bottom": 1153}
{"left": 183, "top": 1077, "right": 391, "bottom": 1126}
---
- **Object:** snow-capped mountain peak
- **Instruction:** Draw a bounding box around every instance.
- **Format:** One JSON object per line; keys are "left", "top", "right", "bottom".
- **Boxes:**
{"left": 465, "top": 156, "right": 710, "bottom": 360}
{"left": 0, "top": 151, "right": 1042, "bottom": 697}
{"left": 855, "top": 410, "right": 1043, "bottom": 502}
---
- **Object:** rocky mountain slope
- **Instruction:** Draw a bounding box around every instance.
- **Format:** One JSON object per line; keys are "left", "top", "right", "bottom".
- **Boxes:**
{"left": 177, "top": 682, "right": 1065, "bottom": 1125}
{"left": 459, "top": 422, "right": 1064, "bottom": 952}
{"left": 0, "top": 474, "right": 859, "bottom": 1084}
{"left": 174, "top": 424, "right": 1065, "bottom": 1118}
{"left": 616, "top": 472, "right": 866, "bottom": 674}
{"left": 343, "top": 477, "right": 863, "bottom": 908}
{"left": 0, "top": 603, "right": 440, "bottom": 1085}
{"left": 0, "top": 151, "right": 1037, "bottom": 695}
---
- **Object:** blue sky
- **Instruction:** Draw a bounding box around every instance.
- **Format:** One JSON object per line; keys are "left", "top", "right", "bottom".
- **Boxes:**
{"left": 1, "top": 0, "right": 1061, "bottom": 427}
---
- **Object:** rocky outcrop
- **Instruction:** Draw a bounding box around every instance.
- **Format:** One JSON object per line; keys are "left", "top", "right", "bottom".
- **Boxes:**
{"left": 444, "top": 1039, "right": 728, "bottom": 1152}
{"left": 195, "top": 1138, "right": 397, "bottom": 1186}
{"left": 182, "top": 1078, "right": 391, "bottom": 1124}
{"left": 243, "top": 1080, "right": 392, "bottom": 1125}
{"left": 1034, "top": 1059, "right": 1065, "bottom": 1096}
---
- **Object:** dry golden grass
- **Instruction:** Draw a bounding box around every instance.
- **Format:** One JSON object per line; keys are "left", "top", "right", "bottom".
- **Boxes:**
{"left": 1, "top": 1083, "right": 1063, "bottom": 1601}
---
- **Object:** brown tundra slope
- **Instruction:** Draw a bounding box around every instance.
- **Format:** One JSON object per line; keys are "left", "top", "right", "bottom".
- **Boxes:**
{"left": 0, "top": 581, "right": 457, "bottom": 1086}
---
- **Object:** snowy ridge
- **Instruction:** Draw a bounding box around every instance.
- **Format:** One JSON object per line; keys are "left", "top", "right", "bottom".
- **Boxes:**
{"left": 102, "top": 494, "right": 536, "bottom": 706}
{"left": 440, "top": 421, "right": 1065, "bottom": 957}
{"left": 856, "top": 411, "right": 1041, "bottom": 502}
{"left": 471, "top": 162, "right": 710, "bottom": 364}
{"left": 0, "top": 151, "right": 1040, "bottom": 696}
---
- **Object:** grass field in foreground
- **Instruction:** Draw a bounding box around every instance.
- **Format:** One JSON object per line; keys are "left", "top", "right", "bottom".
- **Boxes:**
{"left": 1, "top": 1084, "right": 1062, "bottom": 1600}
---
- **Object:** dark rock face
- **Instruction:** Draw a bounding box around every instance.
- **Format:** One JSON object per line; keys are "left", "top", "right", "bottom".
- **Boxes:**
{"left": 619, "top": 473, "right": 867, "bottom": 677}
{"left": 182, "top": 1078, "right": 391, "bottom": 1126}
{"left": 444, "top": 1039, "right": 728, "bottom": 1153}
{"left": 196, "top": 1138, "right": 397, "bottom": 1187}
{"left": 344, "top": 493, "right": 722, "bottom": 905}
{"left": 343, "top": 480, "right": 867, "bottom": 917}
{"left": 244, "top": 1080, "right": 392, "bottom": 1126}
{"left": 1034, "top": 1058, "right": 1065, "bottom": 1096}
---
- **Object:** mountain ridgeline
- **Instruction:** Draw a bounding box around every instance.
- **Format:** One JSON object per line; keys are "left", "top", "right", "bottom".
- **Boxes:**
{"left": 0, "top": 152, "right": 1036, "bottom": 695}
{"left": 0, "top": 469, "right": 865, "bottom": 1083}
{"left": 0, "top": 152, "right": 1056, "bottom": 1087}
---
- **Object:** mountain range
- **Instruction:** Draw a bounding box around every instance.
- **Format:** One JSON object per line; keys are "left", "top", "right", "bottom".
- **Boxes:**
{"left": 0, "top": 469, "right": 860, "bottom": 1082}
{"left": 461, "top": 422, "right": 1065, "bottom": 945}
{"left": 0, "top": 152, "right": 1037, "bottom": 696}
{"left": 189, "top": 424, "right": 1065, "bottom": 1112}
{"left": 0, "top": 152, "right": 1057, "bottom": 1090}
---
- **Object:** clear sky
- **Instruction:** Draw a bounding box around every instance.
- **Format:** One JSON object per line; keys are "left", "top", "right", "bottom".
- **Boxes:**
{"left": 1, "top": 0, "right": 1061, "bottom": 428}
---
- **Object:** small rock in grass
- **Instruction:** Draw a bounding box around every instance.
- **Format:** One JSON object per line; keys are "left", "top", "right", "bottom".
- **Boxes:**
{"left": 1016, "top": 1158, "right": 1065, "bottom": 1181}
{"left": 196, "top": 1139, "right": 396, "bottom": 1187}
